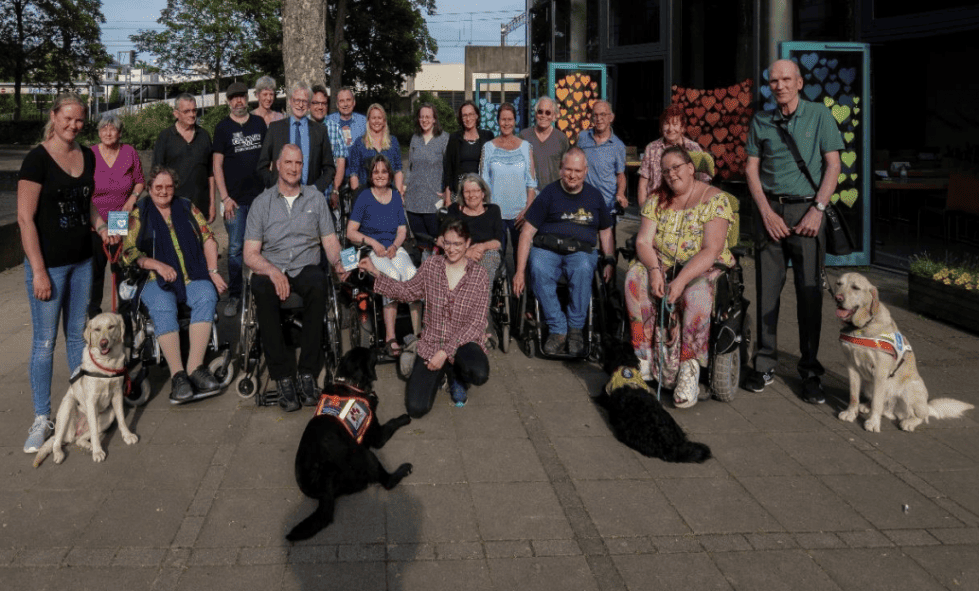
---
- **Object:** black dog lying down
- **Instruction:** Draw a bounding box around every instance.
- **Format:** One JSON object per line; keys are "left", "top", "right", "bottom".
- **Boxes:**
{"left": 287, "top": 347, "right": 413, "bottom": 541}
{"left": 596, "top": 340, "right": 712, "bottom": 464}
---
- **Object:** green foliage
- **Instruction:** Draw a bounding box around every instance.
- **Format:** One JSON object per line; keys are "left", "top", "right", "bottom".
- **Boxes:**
{"left": 198, "top": 104, "right": 230, "bottom": 138}
{"left": 108, "top": 86, "right": 121, "bottom": 105}
{"left": 416, "top": 92, "right": 458, "bottom": 135}
{"left": 388, "top": 113, "right": 413, "bottom": 147}
{"left": 106, "top": 102, "right": 176, "bottom": 151}
{"left": 910, "top": 252, "right": 979, "bottom": 291}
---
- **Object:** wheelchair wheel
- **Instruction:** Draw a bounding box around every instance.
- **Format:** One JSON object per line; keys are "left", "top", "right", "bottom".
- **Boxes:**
{"left": 323, "top": 275, "right": 344, "bottom": 378}
{"left": 351, "top": 312, "right": 374, "bottom": 349}
{"left": 235, "top": 374, "right": 256, "bottom": 398}
{"left": 710, "top": 345, "right": 740, "bottom": 403}
{"left": 492, "top": 273, "right": 512, "bottom": 354}
{"left": 209, "top": 352, "right": 236, "bottom": 389}
{"left": 124, "top": 366, "right": 151, "bottom": 407}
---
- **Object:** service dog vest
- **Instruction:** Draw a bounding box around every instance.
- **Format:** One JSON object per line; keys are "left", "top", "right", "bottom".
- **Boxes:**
{"left": 839, "top": 331, "right": 912, "bottom": 377}
{"left": 314, "top": 390, "right": 374, "bottom": 444}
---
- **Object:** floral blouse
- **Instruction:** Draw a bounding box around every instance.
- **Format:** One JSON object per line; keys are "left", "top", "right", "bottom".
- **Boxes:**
{"left": 641, "top": 191, "right": 735, "bottom": 268}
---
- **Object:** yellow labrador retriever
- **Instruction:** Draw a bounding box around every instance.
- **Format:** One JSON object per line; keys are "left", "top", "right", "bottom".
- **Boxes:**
{"left": 33, "top": 312, "right": 138, "bottom": 466}
{"left": 834, "top": 272, "right": 973, "bottom": 432}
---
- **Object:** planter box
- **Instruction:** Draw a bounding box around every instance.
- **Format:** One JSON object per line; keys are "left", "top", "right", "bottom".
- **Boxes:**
{"left": 908, "top": 273, "right": 979, "bottom": 333}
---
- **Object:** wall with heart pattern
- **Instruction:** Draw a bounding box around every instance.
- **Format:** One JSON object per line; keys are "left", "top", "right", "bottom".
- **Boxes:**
{"left": 670, "top": 79, "right": 754, "bottom": 180}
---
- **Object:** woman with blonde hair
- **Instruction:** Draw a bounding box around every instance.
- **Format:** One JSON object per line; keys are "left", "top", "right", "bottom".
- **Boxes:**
{"left": 347, "top": 103, "right": 404, "bottom": 194}
{"left": 18, "top": 94, "right": 97, "bottom": 453}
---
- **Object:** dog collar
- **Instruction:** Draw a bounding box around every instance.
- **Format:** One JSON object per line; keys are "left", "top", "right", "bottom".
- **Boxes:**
{"left": 605, "top": 366, "right": 650, "bottom": 395}
{"left": 314, "top": 394, "right": 374, "bottom": 444}
{"left": 87, "top": 349, "right": 126, "bottom": 375}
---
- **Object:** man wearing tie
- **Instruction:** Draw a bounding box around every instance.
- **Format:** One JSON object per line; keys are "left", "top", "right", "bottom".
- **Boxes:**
{"left": 257, "top": 82, "right": 335, "bottom": 194}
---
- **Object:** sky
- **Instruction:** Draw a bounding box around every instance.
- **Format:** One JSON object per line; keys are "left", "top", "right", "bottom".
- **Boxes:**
{"left": 98, "top": 0, "right": 526, "bottom": 67}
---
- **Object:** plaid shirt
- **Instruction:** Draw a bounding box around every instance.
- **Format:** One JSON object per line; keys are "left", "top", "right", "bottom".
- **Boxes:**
{"left": 373, "top": 255, "right": 489, "bottom": 363}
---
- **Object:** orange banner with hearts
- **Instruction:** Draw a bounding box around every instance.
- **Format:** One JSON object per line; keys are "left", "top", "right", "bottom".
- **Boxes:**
{"left": 671, "top": 79, "right": 754, "bottom": 180}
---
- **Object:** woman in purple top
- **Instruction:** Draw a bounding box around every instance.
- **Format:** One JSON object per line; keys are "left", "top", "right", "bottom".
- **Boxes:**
{"left": 89, "top": 113, "right": 145, "bottom": 317}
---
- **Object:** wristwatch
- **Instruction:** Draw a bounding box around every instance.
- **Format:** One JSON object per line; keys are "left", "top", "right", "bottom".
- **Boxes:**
{"left": 814, "top": 201, "right": 827, "bottom": 212}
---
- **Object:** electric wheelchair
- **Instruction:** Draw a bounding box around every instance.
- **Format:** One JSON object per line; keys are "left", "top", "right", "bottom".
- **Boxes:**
{"left": 117, "top": 270, "right": 235, "bottom": 407}
{"left": 234, "top": 268, "right": 344, "bottom": 405}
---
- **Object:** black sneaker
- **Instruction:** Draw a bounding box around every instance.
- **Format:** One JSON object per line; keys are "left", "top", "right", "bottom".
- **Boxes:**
{"left": 170, "top": 371, "right": 194, "bottom": 404}
{"left": 297, "top": 373, "right": 319, "bottom": 407}
{"left": 802, "top": 376, "right": 825, "bottom": 404}
{"left": 189, "top": 365, "right": 221, "bottom": 395}
{"left": 277, "top": 377, "right": 301, "bottom": 412}
{"left": 743, "top": 369, "right": 774, "bottom": 393}
{"left": 543, "top": 333, "right": 567, "bottom": 355}
{"left": 567, "top": 328, "right": 585, "bottom": 357}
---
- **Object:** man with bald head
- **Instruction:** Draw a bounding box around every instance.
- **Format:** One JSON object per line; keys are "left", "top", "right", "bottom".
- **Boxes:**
{"left": 520, "top": 96, "right": 569, "bottom": 187}
{"left": 245, "top": 144, "right": 345, "bottom": 412}
{"left": 742, "top": 59, "right": 843, "bottom": 403}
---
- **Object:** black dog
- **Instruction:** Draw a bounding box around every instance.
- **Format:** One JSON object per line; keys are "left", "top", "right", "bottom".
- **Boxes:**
{"left": 595, "top": 340, "right": 712, "bottom": 464}
{"left": 287, "top": 347, "right": 413, "bottom": 541}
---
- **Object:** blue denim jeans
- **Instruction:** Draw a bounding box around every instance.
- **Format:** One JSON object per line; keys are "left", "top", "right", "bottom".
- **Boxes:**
{"left": 140, "top": 279, "right": 218, "bottom": 335}
{"left": 25, "top": 257, "right": 92, "bottom": 416}
{"left": 223, "top": 203, "right": 250, "bottom": 299}
{"left": 529, "top": 247, "right": 597, "bottom": 335}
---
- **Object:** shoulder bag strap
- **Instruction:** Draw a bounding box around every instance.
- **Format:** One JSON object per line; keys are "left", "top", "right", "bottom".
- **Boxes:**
{"left": 773, "top": 119, "right": 820, "bottom": 193}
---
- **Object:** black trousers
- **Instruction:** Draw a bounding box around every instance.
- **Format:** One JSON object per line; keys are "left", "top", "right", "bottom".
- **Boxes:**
{"left": 405, "top": 342, "right": 489, "bottom": 418}
{"left": 251, "top": 265, "right": 326, "bottom": 381}
{"left": 89, "top": 233, "right": 110, "bottom": 317}
{"left": 753, "top": 200, "right": 825, "bottom": 379}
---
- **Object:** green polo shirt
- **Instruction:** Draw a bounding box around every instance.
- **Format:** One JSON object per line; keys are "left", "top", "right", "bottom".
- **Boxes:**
{"left": 746, "top": 99, "right": 844, "bottom": 198}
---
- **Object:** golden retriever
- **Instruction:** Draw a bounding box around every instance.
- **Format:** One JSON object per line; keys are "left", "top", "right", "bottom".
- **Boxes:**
{"left": 33, "top": 313, "right": 139, "bottom": 466}
{"left": 834, "top": 272, "right": 973, "bottom": 432}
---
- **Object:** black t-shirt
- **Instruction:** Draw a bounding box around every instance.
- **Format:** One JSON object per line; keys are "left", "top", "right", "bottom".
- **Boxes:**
{"left": 19, "top": 145, "right": 95, "bottom": 267}
{"left": 444, "top": 202, "right": 503, "bottom": 245}
{"left": 153, "top": 125, "right": 213, "bottom": 213}
{"left": 212, "top": 114, "right": 267, "bottom": 207}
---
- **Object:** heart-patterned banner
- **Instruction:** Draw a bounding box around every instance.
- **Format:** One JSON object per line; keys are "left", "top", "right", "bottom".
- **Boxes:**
{"left": 475, "top": 94, "right": 524, "bottom": 137}
{"left": 553, "top": 69, "right": 605, "bottom": 144}
{"left": 670, "top": 79, "right": 754, "bottom": 180}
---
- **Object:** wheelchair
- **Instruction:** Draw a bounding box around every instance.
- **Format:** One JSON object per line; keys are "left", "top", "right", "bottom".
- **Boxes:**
{"left": 234, "top": 268, "right": 344, "bottom": 405}
{"left": 516, "top": 255, "right": 615, "bottom": 363}
{"left": 616, "top": 238, "right": 752, "bottom": 403}
{"left": 117, "top": 271, "right": 235, "bottom": 407}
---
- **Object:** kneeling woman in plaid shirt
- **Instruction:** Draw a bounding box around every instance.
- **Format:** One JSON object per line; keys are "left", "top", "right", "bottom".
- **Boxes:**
{"left": 359, "top": 219, "right": 490, "bottom": 417}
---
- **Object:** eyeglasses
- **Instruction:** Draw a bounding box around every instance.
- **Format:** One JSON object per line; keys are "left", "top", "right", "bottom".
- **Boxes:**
{"left": 461, "top": 112, "right": 477, "bottom": 119}
{"left": 592, "top": 111, "right": 612, "bottom": 119}
{"left": 443, "top": 240, "right": 467, "bottom": 249}
{"left": 292, "top": 98, "right": 309, "bottom": 105}
{"left": 311, "top": 100, "right": 328, "bottom": 107}
{"left": 663, "top": 162, "right": 690, "bottom": 176}
{"left": 536, "top": 109, "right": 553, "bottom": 116}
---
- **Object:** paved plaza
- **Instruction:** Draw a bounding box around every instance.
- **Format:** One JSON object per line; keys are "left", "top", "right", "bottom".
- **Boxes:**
{"left": 1, "top": 149, "right": 977, "bottom": 590}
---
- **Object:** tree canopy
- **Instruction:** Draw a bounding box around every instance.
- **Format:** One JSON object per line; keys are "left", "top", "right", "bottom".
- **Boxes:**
{"left": 0, "top": 0, "right": 111, "bottom": 120}
{"left": 131, "top": 0, "right": 261, "bottom": 108}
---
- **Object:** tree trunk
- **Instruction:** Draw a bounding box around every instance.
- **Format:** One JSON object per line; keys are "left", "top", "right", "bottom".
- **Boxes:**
{"left": 327, "top": 0, "right": 348, "bottom": 110}
{"left": 282, "top": 0, "right": 327, "bottom": 91}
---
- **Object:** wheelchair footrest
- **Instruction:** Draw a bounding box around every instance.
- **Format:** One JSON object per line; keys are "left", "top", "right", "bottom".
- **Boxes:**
{"left": 255, "top": 390, "right": 280, "bottom": 407}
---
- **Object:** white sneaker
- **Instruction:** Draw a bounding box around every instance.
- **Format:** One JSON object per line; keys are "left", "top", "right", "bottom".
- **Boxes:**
{"left": 674, "top": 360, "right": 700, "bottom": 409}
{"left": 24, "top": 414, "right": 53, "bottom": 453}
{"left": 638, "top": 358, "right": 653, "bottom": 382}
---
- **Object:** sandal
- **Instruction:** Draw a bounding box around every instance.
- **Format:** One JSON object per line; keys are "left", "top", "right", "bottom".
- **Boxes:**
{"left": 383, "top": 339, "right": 402, "bottom": 357}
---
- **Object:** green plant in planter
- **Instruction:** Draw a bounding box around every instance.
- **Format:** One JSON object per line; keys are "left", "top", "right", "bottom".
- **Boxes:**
{"left": 910, "top": 252, "right": 979, "bottom": 292}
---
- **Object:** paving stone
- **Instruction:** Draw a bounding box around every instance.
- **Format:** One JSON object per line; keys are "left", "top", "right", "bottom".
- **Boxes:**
{"left": 63, "top": 546, "right": 116, "bottom": 567}
{"left": 904, "top": 545, "right": 979, "bottom": 590}
{"left": 605, "top": 536, "right": 654, "bottom": 555}
{"left": 238, "top": 546, "right": 288, "bottom": 565}
{"left": 186, "top": 491, "right": 215, "bottom": 517}
{"left": 551, "top": 436, "right": 648, "bottom": 480}
{"left": 809, "top": 548, "right": 947, "bottom": 591}
{"left": 375, "top": 438, "right": 465, "bottom": 485}
{"left": 769, "top": 431, "right": 886, "bottom": 475}
{"left": 219, "top": 444, "right": 293, "bottom": 489}
{"left": 532, "top": 538, "right": 582, "bottom": 556}
{"left": 458, "top": 438, "right": 548, "bottom": 482}
{"left": 483, "top": 540, "right": 533, "bottom": 559}
{"left": 738, "top": 475, "right": 872, "bottom": 532}
{"left": 386, "top": 484, "right": 479, "bottom": 543}
{"left": 197, "top": 489, "right": 337, "bottom": 547}
{"left": 0, "top": 489, "right": 106, "bottom": 547}
{"left": 487, "top": 556, "right": 600, "bottom": 591}
{"left": 534, "top": 401, "right": 610, "bottom": 439}
{"left": 614, "top": 553, "right": 732, "bottom": 591}
{"left": 712, "top": 550, "right": 840, "bottom": 590}
{"left": 12, "top": 546, "right": 68, "bottom": 566}
{"left": 707, "top": 432, "right": 808, "bottom": 477}
{"left": 288, "top": 545, "right": 337, "bottom": 563}
{"left": 656, "top": 477, "right": 782, "bottom": 534}
{"left": 338, "top": 543, "right": 385, "bottom": 562}
{"left": 470, "top": 482, "right": 574, "bottom": 541}
{"left": 882, "top": 529, "right": 940, "bottom": 546}
{"left": 162, "top": 547, "right": 191, "bottom": 568}
{"left": 793, "top": 532, "right": 846, "bottom": 549}
{"left": 435, "top": 541, "right": 484, "bottom": 560}
{"left": 838, "top": 529, "right": 895, "bottom": 548}
{"left": 732, "top": 395, "right": 827, "bottom": 433}
{"left": 744, "top": 532, "right": 799, "bottom": 550}
{"left": 575, "top": 479, "right": 689, "bottom": 537}
{"left": 452, "top": 406, "right": 529, "bottom": 440}
{"left": 151, "top": 411, "right": 236, "bottom": 445}
{"left": 0, "top": 547, "right": 18, "bottom": 566}
{"left": 189, "top": 547, "right": 239, "bottom": 566}
{"left": 387, "top": 560, "right": 496, "bottom": 591}
{"left": 699, "top": 534, "right": 752, "bottom": 552}
{"left": 175, "top": 565, "right": 284, "bottom": 591}
{"left": 918, "top": 469, "right": 979, "bottom": 519}
{"left": 110, "top": 444, "right": 214, "bottom": 491}
{"left": 79, "top": 488, "right": 195, "bottom": 547}
{"left": 821, "top": 473, "right": 960, "bottom": 530}
{"left": 575, "top": 535, "right": 607, "bottom": 556}
{"left": 928, "top": 527, "right": 979, "bottom": 545}
{"left": 872, "top": 431, "right": 977, "bottom": 473}
{"left": 172, "top": 515, "right": 205, "bottom": 548}
{"left": 672, "top": 400, "right": 761, "bottom": 434}
{"left": 113, "top": 546, "right": 167, "bottom": 567}
{"left": 650, "top": 535, "right": 703, "bottom": 553}
{"left": 387, "top": 542, "right": 437, "bottom": 561}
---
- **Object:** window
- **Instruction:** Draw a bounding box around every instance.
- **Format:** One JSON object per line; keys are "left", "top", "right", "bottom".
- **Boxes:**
{"left": 609, "top": 0, "right": 660, "bottom": 46}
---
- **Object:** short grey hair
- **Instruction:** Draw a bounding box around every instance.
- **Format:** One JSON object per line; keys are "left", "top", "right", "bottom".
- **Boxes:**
{"left": 255, "top": 76, "right": 277, "bottom": 94}
{"left": 98, "top": 113, "right": 123, "bottom": 133}
{"left": 175, "top": 93, "right": 196, "bottom": 108}
{"left": 455, "top": 173, "right": 492, "bottom": 205}
{"left": 535, "top": 96, "right": 555, "bottom": 110}
{"left": 289, "top": 81, "right": 311, "bottom": 102}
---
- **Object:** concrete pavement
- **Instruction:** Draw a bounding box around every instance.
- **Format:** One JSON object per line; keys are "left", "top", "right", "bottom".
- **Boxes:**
{"left": 0, "top": 191, "right": 978, "bottom": 589}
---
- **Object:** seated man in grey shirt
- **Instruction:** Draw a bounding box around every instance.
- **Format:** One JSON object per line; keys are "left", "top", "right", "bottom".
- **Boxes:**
{"left": 244, "top": 144, "right": 346, "bottom": 412}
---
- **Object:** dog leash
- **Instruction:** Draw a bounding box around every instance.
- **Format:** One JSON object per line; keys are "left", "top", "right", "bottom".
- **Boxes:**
{"left": 102, "top": 241, "right": 124, "bottom": 313}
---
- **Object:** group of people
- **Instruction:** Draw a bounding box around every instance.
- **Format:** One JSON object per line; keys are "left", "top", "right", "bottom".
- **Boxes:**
{"left": 18, "top": 57, "right": 843, "bottom": 455}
